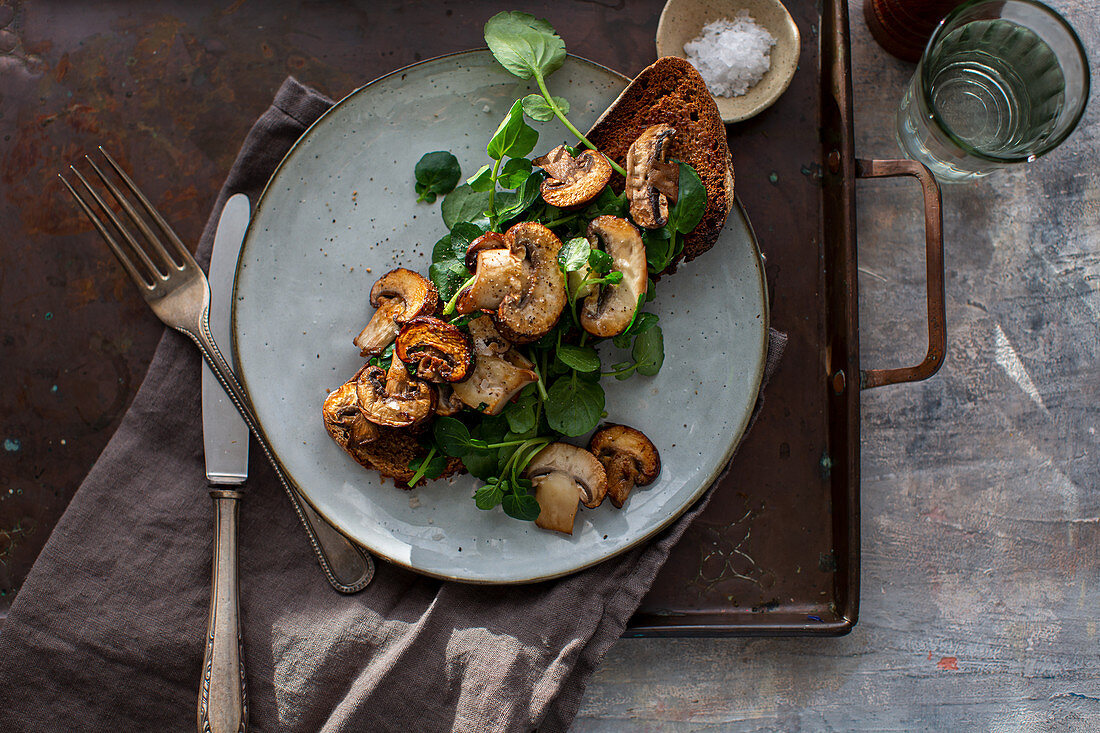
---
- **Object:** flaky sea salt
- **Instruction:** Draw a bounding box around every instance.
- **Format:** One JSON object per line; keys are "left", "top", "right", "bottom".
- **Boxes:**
{"left": 684, "top": 12, "right": 777, "bottom": 97}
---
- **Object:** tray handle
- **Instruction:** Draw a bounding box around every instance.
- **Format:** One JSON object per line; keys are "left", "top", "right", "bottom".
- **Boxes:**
{"left": 855, "top": 158, "right": 946, "bottom": 390}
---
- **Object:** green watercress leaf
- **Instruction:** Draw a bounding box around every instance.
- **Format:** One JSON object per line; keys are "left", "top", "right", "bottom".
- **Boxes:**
{"left": 557, "top": 237, "right": 590, "bottom": 273}
{"left": 442, "top": 184, "right": 492, "bottom": 229}
{"left": 632, "top": 325, "right": 664, "bottom": 376}
{"left": 587, "top": 248, "right": 613, "bottom": 275}
{"left": 414, "top": 151, "right": 461, "bottom": 203}
{"left": 498, "top": 157, "right": 533, "bottom": 189}
{"left": 483, "top": 11, "right": 566, "bottom": 81}
{"left": 474, "top": 483, "right": 505, "bottom": 510}
{"left": 431, "top": 233, "right": 454, "bottom": 264}
{"left": 502, "top": 492, "right": 541, "bottom": 521}
{"left": 433, "top": 417, "right": 473, "bottom": 457}
{"left": 503, "top": 384, "right": 538, "bottom": 434}
{"left": 450, "top": 221, "right": 485, "bottom": 251}
{"left": 583, "top": 186, "right": 628, "bottom": 218}
{"left": 521, "top": 93, "right": 570, "bottom": 121}
{"left": 487, "top": 100, "right": 539, "bottom": 161}
{"left": 466, "top": 163, "right": 495, "bottom": 192}
{"left": 497, "top": 172, "right": 544, "bottom": 222}
{"left": 642, "top": 228, "right": 673, "bottom": 273}
{"left": 556, "top": 344, "right": 600, "bottom": 373}
{"left": 669, "top": 162, "right": 706, "bottom": 234}
{"left": 428, "top": 259, "right": 471, "bottom": 303}
{"left": 545, "top": 376, "right": 605, "bottom": 436}
{"left": 463, "top": 449, "right": 499, "bottom": 481}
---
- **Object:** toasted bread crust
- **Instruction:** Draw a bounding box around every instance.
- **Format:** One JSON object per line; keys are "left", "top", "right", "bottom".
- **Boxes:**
{"left": 587, "top": 57, "right": 734, "bottom": 272}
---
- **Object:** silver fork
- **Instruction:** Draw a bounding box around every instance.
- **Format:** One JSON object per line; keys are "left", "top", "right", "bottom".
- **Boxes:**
{"left": 59, "top": 147, "right": 375, "bottom": 594}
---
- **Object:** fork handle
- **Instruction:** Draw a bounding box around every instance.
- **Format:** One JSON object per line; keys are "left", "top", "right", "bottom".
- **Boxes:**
{"left": 184, "top": 320, "right": 375, "bottom": 594}
{"left": 199, "top": 489, "right": 247, "bottom": 733}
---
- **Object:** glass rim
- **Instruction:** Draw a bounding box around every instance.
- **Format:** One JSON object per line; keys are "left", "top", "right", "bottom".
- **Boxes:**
{"left": 918, "top": 0, "right": 1090, "bottom": 164}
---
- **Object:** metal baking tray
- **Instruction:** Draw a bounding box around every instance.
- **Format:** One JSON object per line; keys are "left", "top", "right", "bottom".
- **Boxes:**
{"left": 627, "top": 0, "right": 945, "bottom": 636}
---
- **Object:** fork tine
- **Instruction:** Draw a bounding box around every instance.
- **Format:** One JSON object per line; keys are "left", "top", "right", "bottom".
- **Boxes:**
{"left": 67, "top": 164, "right": 165, "bottom": 282}
{"left": 59, "top": 172, "right": 154, "bottom": 290}
{"left": 97, "top": 147, "right": 197, "bottom": 269}
{"left": 84, "top": 155, "right": 177, "bottom": 276}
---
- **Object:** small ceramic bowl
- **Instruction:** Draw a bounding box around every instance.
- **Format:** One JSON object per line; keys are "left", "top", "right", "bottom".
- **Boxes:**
{"left": 656, "top": 0, "right": 800, "bottom": 123}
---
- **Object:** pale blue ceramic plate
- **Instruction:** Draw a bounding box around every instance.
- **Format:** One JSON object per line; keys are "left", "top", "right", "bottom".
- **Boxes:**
{"left": 233, "top": 51, "right": 768, "bottom": 583}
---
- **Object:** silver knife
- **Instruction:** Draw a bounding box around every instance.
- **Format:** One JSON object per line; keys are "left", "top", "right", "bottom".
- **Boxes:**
{"left": 197, "top": 195, "right": 376, "bottom": 733}
{"left": 199, "top": 194, "right": 375, "bottom": 595}
{"left": 199, "top": 193, "right": 251, "bottom": 733}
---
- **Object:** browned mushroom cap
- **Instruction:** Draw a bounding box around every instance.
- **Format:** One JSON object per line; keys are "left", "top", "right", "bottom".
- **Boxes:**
{"left": 625, "top": 124, "right": 680, "bottom": 229}
{"left": 579, "top": 216, "right": 648, "bottom": 338}
{"left": 394, "top": 316, "right": 473, "bottom": 382}
{"left": 493, "top": 222, "right": 566, "bottom": 344}
{"left": 588, "top": 424, "right": 661, "bottom": 508}
{"left": 353, "top": 268, "right": 439, "bottom": 356}
{"left": 451, "top": 316, "right": 537, "bottom": 415}
{"left": 322, "top": 374, "right": 381, "bottom": 450}
{"left": 525, "top": 443, "right": 608, "bottom": 534}
{"left": 355, "top": 359, "right": 434, "bottom": 427}
{"left": 455, "top": 235, "right": 523, "bottom": 315}
{"left": 533, "top": 145, "right": 613, "bottom": 209}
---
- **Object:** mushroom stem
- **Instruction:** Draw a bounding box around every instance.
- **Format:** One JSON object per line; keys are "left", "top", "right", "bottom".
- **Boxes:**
{"left": 534, "top": 74, "right": 627, "bottom": 178}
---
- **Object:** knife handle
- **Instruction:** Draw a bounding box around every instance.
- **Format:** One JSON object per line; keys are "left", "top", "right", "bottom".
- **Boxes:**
{"left": 199, "top": 489, "right": 247, "bottom": 733}
{"left": 186, "top": 311, "right": 375, "bottom": 594}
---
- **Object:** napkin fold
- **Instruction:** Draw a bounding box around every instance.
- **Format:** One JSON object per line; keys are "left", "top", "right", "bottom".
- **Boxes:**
{"left": 0, "top": 78, "right": 786, "bottom": 732}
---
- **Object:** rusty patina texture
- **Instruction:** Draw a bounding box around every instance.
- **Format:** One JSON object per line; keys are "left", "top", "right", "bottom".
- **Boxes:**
{"left": 2, "top": 0, "right": 859, "bottom": 633}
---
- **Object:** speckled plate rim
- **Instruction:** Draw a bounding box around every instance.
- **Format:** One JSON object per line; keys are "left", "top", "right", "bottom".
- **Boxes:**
{"left": 231, "top": 49, "right": 770, "bottom": 584}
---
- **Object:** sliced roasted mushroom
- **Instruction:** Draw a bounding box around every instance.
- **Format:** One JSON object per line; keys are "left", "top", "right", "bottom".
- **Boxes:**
{"left": 353, "top": 268, "right": 439, "bottom": 356}
{"left": 625, "top": 124, "right": 679, "bottom": 229}
{"left": 588, "top": 424, "right": 661, "bottom": 508}
{"left": 355, "top": 358, "right": 434, "bottom": 427}
{"left": 451, "top": 316, "right": 537, "bottom": 415}
{"left": 455, "top": 234, "right": 523, "bottom": 315}
{"left": 466, "top": 312, "right": 512, "bottom": 356}
{"left": 533, "top": 145, "right": 613, "bottom": 209}
{"left": 579, "top": 216, "right": 648, "bottom": 338}
{"left": 494, "top": 222, "right": 566, "bottom": 344}
{"left": 322, "top": 374, "right": 381, "bottom": 450}
{"left": 394, "top": 316, "right": 473, "bottom": 382}
{"left": 433, "top": 383, "right": 465, "bottom": 416}
{"left": 463, "top": 232, "right": 507, "bottom": 271}
{"left": 524, "top": 443, "right": 608, "bottom": 535}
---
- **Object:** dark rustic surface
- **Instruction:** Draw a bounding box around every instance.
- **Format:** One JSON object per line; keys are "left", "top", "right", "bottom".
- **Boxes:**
{"left": 2, "top": 0, "right": 1099, "bottom": 727}
{"left": 0, "top": 0, "right": 843, "bottom": 632}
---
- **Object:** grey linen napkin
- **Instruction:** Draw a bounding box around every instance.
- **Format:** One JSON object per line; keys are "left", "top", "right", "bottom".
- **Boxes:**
{"left": 0, "top": 78, "right": 786, "bottom": 732}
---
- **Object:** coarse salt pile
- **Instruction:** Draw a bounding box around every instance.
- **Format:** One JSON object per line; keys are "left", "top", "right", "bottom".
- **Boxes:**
{"left": 684, "top": 12, "right": 778, "bottom": 97}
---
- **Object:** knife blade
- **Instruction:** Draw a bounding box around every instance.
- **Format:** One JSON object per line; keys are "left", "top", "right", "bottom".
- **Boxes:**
{"left": 198, "top": 193, "right": 251, "bottom": 733}
{"left": 202, "top": 193, "right": 251, "bottom": 484}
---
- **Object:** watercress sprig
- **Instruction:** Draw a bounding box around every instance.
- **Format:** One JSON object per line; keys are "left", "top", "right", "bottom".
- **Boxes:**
{"left": 433, "top": 417, "right": 550, "bottom": 520}
{"left": 483, "top": 11, "right": 627, "bottom": 178}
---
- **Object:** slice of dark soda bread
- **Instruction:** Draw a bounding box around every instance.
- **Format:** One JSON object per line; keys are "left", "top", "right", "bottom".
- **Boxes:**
{"left": 586, "top": 56, "right": 734, "bottom": 271}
